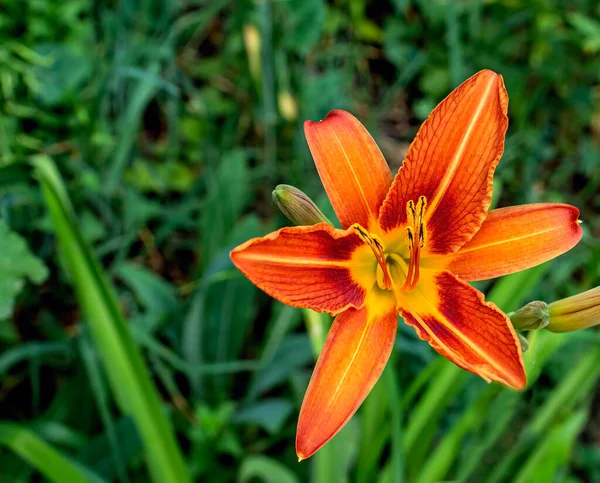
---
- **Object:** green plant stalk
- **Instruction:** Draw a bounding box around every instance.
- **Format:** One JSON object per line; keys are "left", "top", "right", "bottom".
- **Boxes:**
{"left": 384, "top": 360, "right": 404, "bottom": 483}
{"left": 33, "top": 156, "right": 189, "bottom": 483}
{"left": 0, "top": 422, "right": 105, "bottom": 483}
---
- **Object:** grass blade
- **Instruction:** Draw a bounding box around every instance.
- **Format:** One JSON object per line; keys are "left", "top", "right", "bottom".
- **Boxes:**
{"left": 0, "top": 422, "right": 105, "bottom": 483}
{"left": 33, "top": 155, "right": 190, "bottom": 483}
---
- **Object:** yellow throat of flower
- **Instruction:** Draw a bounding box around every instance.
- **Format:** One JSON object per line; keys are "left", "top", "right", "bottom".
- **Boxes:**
{"left": 353, "top": 196, "right": 427, "bottom": 294}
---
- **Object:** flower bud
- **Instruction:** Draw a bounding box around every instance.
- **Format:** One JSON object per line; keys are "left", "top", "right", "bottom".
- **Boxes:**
{"left": 546, "top": 286, "right": 600, "bottom": 333}
{"left": 272, "top": 185, "right": 332, "bottom": 226}
{"left": 510, "top": 301, "right": 550, "bottom": 331}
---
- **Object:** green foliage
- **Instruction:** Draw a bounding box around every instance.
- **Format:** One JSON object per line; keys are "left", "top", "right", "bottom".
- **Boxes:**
{"left": 0, "top": 219, "right": 47, "bottom": 319}
{"left": 0, "top": 0, "right": 599, "bottom": 482}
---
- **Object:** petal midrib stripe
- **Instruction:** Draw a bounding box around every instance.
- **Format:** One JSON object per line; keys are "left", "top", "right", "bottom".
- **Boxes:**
{"left": 331, "top": 130, "right": 374, "bottom": 224}
{"left": 407, "top": 283, "right": 516, "bottom": 380}
{"left": 236, "top": 253, "right": 361, "bottom": 267}
{"left": 425, "top": 78, "right": 497, "bottom": 218}
{"left": 448, "top": 221, "right": 579, "bottom": 256}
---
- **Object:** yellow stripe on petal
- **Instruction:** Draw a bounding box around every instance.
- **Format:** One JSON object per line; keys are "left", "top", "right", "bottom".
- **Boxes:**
{"left": 379, "top": 70, "right": 509, "bottom": 255}
{"left": 305, "top": 110, "right": 392, "bottom": 231}
{"left": 440, "top": 203, "right": 582, "bottom": 281}
{"left": 296, "top": 290, "right": 397, "bottom": 460}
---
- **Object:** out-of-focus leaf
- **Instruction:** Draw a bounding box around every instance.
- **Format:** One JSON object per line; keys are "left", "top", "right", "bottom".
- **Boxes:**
{"left": 0, "top": 422, "right": 105, "bottom": 483}
{"left": 77, "top": 417, "right": 142, "bottom": 481}
{"left": 247, "top": 335, "right": 313, "bottom": 401}
{"left": 0, "top": 218, "right": 48, "bottom": 318}
{"left": 0, "top": 341, "right": 70, "bottom": 374}
{"left": 282, "top": 0, "right": 326, "bottom": 54}
{"left": 233, "top": 399, "right": 293, "bottom": 435}
{"left": 567, "top": 12, "right": 600, "bottom": 53}
{"left": 78, "top": 330, "right": 130, "bottom": 483}
{"left": 33, "top": 44, "right": 92, "bottom": 106}
{"left": 313, "top": 418, "right": 359, "bottom": 483}
{"left": 514, "top": 410, "right": 587, "bottom": 483}
{"left": 116, "top": 262, "right": 179, "bottom": 314}
{"left": 238, "top": 455, "right": 300, "bottom": 483}
{"left": 201, "top": 150, "right": 250, "bottom": 264}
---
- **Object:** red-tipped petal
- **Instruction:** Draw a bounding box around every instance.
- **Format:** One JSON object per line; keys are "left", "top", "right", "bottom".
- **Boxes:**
{"left": 442, "top": 203, "right": 582, "bottom": 281}
{"left": 398, "top": 270, "right": 526, "bottom": 389}
{"left": 305, "top": 110, "right": 392, "bottom": 231}
{"left": 296, "top": 297, "right": 398, "bottom": 460}
{"left": 230, "top": 223, "right": 368, "bottom": 315}
{"left": 380, "top": 70, "right": 509, "bottom": 254}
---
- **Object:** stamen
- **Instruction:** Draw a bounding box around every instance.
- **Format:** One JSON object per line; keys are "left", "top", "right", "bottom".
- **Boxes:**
{"left": 400, "top": 196, "right": 427, "bottom": 293}
{"left": 353, "top": 224, "right": 392, "bottom": 290}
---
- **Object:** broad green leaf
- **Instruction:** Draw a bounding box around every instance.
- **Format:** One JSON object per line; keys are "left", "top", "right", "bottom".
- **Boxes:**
{"left": 233, "top": 399, "right": 293, "bottom": 435}
{"left": 117, "top": 262, "right": 179, "bottom": 314}
{"left": 0, "top": 218, "right": 48, "bottom": 318}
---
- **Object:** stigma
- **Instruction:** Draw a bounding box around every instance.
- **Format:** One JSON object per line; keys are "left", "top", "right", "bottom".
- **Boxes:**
{"left": 400, "top": 196, "right": 427, "bottom": 293}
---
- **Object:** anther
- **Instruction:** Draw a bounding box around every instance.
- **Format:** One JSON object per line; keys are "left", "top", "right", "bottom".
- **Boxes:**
{"left": 352, "top": 224, "right": 393, "bottom": 290}
{"left": 400, "top": 196, "right": 427, "bottom": 293}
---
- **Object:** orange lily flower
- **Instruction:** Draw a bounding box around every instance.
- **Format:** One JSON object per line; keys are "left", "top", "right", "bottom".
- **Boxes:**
{"left": 230, "top": 70, "right": 582, "bottom": 460}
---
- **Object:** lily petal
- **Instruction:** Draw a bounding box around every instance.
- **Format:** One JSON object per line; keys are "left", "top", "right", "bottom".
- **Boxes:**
{"left": 398, "top": 270, "right": 526, "bottom": 389}
{"left": 441, "top": 203, "right": 582, "bottom": 281}
{"left": 305, "top": 110, "right": 392, "bottom": 231}
{"left": 379, "top": 70, "right": 508, "bottom": 254}
{"left": 230, "top": 223, "right": 368, "bottom": 315}
{"left": 296, "top": 295, "right": 398, "bottom": 460}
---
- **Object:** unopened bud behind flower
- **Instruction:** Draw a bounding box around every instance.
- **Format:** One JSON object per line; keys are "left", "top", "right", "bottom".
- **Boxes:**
{"left": 546, "top": 286, "right": 600, "bottom": 333}
{"left": 510, "top": 301, "right": 550, "bottom": 331}
{"left": 272, "top": 185, "right": 332, "bottom": 226}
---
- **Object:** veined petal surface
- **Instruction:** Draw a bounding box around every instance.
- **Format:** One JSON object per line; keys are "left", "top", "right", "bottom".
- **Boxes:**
{"left": 296, "top": 296, "right": 398, "bottom": 460}
{"left": 398, "top": 270, "right": 526, "bottom": 389}
{"left": 442, "top": 203, "right": 582, "bottom": 281}
{"left": 305, "top": 110, "right": 392, "bottom": 231}
{"left": 380, "top": 70, "right": 508, "bottom": 254}
{"left": 230, "top": 223, "right": 368, "bottom": 315}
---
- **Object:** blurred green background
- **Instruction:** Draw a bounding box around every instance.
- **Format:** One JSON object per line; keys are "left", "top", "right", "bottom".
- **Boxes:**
{"left": 1, "top": 0, "right": 599, "bottom": 482}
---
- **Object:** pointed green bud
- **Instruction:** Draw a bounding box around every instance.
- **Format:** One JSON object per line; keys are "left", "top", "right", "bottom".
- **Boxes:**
{"left": 272, "top": 184, "right": 332, "bottom": 226}
{"left": 509, "top": 301, "right": 550, "bottom": 331}
{"left": 517, "top": 333, "right": 529, "bottom": 352}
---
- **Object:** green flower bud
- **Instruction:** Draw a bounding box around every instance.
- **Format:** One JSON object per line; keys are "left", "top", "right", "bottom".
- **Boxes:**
{"left": 272, "top": 185, "right": 332, "bottom": 226}
{"left": 509, "top": 301, "right": 550, "bottom": 331}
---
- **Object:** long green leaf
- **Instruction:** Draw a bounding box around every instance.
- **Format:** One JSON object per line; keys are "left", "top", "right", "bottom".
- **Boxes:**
{"left": 33, "top": 155, "right": 189, "bottom": 483}
{"left": 0, "top": 422, "right": 105, "bottom": 483}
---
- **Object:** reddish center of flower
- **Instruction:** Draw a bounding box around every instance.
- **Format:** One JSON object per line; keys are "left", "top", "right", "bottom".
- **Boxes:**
{"left": 399, "top": 196, "right": 427, "bottom": 293}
